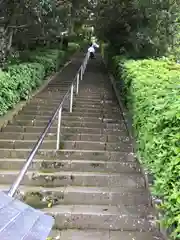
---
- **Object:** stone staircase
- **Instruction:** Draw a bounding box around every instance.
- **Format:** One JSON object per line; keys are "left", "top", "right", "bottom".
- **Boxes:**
{"left": 0, "top": 54, "right": 164, "bottom": 239}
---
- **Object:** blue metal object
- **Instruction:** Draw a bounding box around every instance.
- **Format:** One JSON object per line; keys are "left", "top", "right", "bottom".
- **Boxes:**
{"left": 0, "top": 192, "right": 54, "bottom": 240}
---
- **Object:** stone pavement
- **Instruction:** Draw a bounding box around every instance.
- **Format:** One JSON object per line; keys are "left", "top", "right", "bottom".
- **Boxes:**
{"left": 0, "top": 53, "right": 164, "bottom": 239}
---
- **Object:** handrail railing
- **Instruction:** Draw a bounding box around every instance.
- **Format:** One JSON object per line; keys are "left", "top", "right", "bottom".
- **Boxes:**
{"left": 8, "top": 51, "right": 90, "bottom": 198}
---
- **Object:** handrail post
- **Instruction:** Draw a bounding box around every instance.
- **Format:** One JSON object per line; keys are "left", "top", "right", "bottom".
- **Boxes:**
{"left": 56, "top": 107, "right": 62, "bottom": 150}
{"left": 83, "top": 61, "right": 85, "bottom": 75}
{"left": 76, "top": 73, "right": 79, "bottom": 94}
{"left": 70, "top": 84, "right": 74, "bottom": 112}
{"left": 80, "top": 65, "right": 83, "bottom": 80}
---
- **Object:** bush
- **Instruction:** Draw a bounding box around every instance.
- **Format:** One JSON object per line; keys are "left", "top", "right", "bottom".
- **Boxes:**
{"left": 0, "top": 43, "right": 80, "bottom": 116}
{"left": 68, "top": 42, "right": 80, "bottom": 51}
{"left": 21, "top": 49, "right": 64, "bottom": 75}
{"left": 112, "top": 57, "right": 180, "bottom": 239}
{"left": 20, "top": 44, "right": 80, "bottom": 74}
{"left": 8, "top": 63, "right": 45, "bottom": 99}
{"left": 0, "top": 63, "right": 45, "bottom": 115}
{"left": 65, "top": 42, "right": 80, "bottom": 59}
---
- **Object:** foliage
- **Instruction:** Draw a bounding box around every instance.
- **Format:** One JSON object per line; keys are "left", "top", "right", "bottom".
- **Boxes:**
{"left": 66, "top": 42, "right": 80, "bottom": 56}
{"left": 26, "top": 49, "right": 64, "bottom": 74}
{"left": 0, "top": 0, "right": 90, "bottom": 68}
{"left": 111, "top": 56, "right": 180, "bottom": 239}
{"left": 0, "top": 63, "right": 45, "bottom": 115}
{"left": 95, "top": 0, "right": 180, "bottom": 58}
{"left": 19, "top": 43, "right": 79, "bottom": 74}
{"left": 0, "top": 44, "right": 78, "bottom": 116}
{"left": 8, "top": 63, "right": 45, "bottom": 99}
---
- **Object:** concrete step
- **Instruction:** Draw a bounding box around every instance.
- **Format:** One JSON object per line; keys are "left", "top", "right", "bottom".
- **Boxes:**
{"left": 12, "top": 111, "right": 122, "bottom": 120}
{"left": 15, "top": 113, "right": 124, "bottom": 122}
{"left": 11, "top": 118, "right": 124, "bottom": 126}
{"left": 0, "top": 185, "right": 150, "bottom": 207}
{"left": 0, "top": 139, "right": 132, "bottom": 151}
{"left": 0, "top": 170, "right": 145, "bottom": 188}
{"left": 74, "top": 99, "right": 118, "bottom": 105}
{"left": 73, "top": 103, "right": 119, "bottom": 109}
{"left": 35, "top": 93, "right": 67, "bottom": 99}
{"left": 0, "top": 132, "right": 130, "bottom": 142}
{"left": 49, "top": 229, "right": 164, "bottom": 240}
{"left": 1, "top": 126, "right": 128, "bottom": 137}
{"left": 30, "top": 97, "right": 105, "bottom": 105}
{"left": 0, "top": 158, "right": 140, "bottom": 173}
{"left": 44, "top": 204, "right": 155, "bottom": 231}
{"left": 19, "top": 108, "right": 122, "bottom": 116}
{"left": 24, "top": 104, "right": 121, "bottom": 112}
{"left": 2, "top": 125, "right": 128, "bottom": 136}
{"left": 15, "top": 114, "right": 123, "bottom": 122}
{"left": 9, "top": 119, "right": 125, "bottom": 129}
{"left": 0, "top": 149, "right": 135, "bottom": 161}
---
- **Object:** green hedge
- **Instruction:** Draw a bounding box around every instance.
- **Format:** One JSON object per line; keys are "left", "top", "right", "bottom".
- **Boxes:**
{"left": 111, "top": 56, "right": 180, "bottom": 239}
{"left": 20, "top": 49, "right": 65, "bottom": 75}
{"left": 0, "top": 43, "right": 80, "bottom": 116}
{"left": 0, "top": 63, "right": 45, "bottom": 115}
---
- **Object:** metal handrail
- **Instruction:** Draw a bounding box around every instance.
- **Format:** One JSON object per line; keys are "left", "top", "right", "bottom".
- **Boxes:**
{"left": 8, "top": 51, "right": 90, "bottom": 198}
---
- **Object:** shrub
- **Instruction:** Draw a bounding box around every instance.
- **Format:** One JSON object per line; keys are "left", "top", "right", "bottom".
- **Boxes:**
{"left": 64, "top": 42, "right": 80, "bottom": 59}
{"left": 68, "top": 42, "right": 80, "bottom": 52}
{"left": 0, "top": 63, "right": 45, "bottom": 116}
{"left": 0, "top": 70, "right": 19, "bottom": 115}
{"left": 19, "top": 44, "right": 79, "bottom": 74}
{"left": 8, "top": 63, "right": 45, "bottom": 99}
{"left": 112, "top": 57, "right": 180, "bottom": 239}
{"left": 0, "top": 43, "right": 80, "bottom": 116}
{"left": 26, "top": 49, "right": 64, "bottom": 74}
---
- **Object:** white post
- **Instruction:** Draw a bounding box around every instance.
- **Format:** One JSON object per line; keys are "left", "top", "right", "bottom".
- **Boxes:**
{"left": 56, "top": 107, "right": 62, "bottom": 150}
{"left": 70, "top": 84, "right": 74, "bottom": 112}
{"left": 76, "top": 73, "right": 79, "bottom": 94}
{"left": 80, "top": 65, "right": 83, "bottom": 80}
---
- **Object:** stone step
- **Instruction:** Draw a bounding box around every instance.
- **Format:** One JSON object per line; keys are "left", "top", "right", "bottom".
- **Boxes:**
{"left": 77, "top": 93, "right": 114, "bottom": 98}
{"left": 19, "top": 107, "right": 121, "bottom": 116}
{"left": 13, "top": 111, "right": 122, "bottom": 119}
{"left": 0, "top": 159, "right": 140, "bottom": 173}
{"left": 9, "top": 119, "right": 125, "bottom": 129}
{"left": 0, "top": 185, "right": 150, "bottom": 207}
{"left": 0, "top": 170, "right": 145, "bottom": 188}
{"left": 72, "top": 107, "right": 121, "bottom": 114}
{"left": 0, "top": 140, "right": 132, "bottom": 151}
{"left": 27, "top": 100, "right": 119, "bottom": 109}
{"left": 14, "top": 112, "right": 122, "bottom": 120}
{"left": 30, "top": 97, "right": 105, "bottom": 105}
{"left": 36, "top": 93, "right": 68, "bottom": 99}
{"left": 15, "top": 113, "right": 124, "bottom": 122}
{"left": 0, "top": 149, "right": 135, "bottom": 161}
{"left": 49, "top": 229, "right": 164, "bottom": 240}
{"left": 75, "top": 99, "right": 118, "bottom": 104}
{"left": 24, "top": 104, "right": 121, "bottom": 112}
{"left": 44, "top": 204, "right": 155, "bottom": 231}
{"left": 73, "top": 103, "right": 119, "bottom": 109}
{"left": 2, "top": 125, "right": 128, "bottom": 136}
{"left": 0, "top": 132, "right": 130, "bottom": 142}
{"left": 15, "top": 115, "right": 120, "bottom": 122}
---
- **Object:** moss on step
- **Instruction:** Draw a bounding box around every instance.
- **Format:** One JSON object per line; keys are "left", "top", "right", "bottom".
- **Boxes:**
{"left": 23, "top": 190, "right": 64, "bottom": 209}
{"left": 39, "top": 169, "right": 57, "bottom": 173}
{"left": 91, "top": 163, "right": 101, "bottom": 168}
{"left": 59, "top": 142, "right": 64, "bottom": 149}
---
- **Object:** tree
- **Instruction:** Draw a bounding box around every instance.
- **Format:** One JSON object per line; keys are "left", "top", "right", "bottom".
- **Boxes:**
{"left": 94, "top": 0, "right": 180, "bottom": 58}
